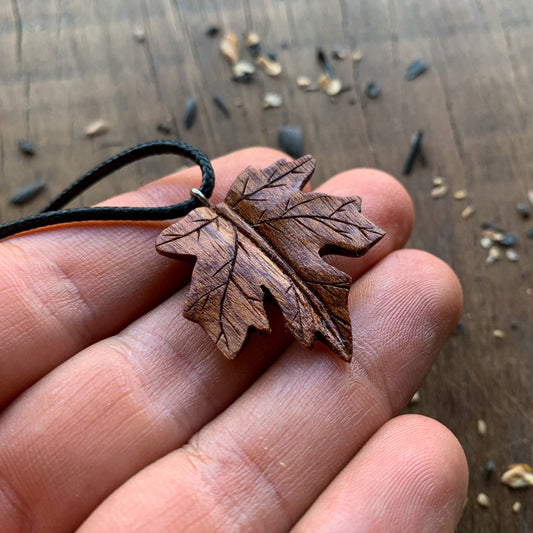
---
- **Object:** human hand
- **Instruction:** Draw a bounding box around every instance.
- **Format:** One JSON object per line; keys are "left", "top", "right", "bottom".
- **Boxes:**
{"left": 0, "top": 147, "right": 467, "bottom": 532}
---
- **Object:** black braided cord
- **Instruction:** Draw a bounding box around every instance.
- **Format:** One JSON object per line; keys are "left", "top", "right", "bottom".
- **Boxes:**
{"left": 0, "top": 140, "right": 215, "bottom": 241}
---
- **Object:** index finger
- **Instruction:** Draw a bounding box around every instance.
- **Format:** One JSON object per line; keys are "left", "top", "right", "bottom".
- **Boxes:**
{"left": 0, "top": 147, "right": 288, "bottom": 407}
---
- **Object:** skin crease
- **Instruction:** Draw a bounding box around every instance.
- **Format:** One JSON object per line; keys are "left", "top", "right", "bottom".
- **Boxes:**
{"left": 0, "top": 147, "right": 468, "bottom": 532}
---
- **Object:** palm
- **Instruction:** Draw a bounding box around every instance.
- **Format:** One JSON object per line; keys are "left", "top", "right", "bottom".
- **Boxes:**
{"left": 0, "top": 147, "right": 467, "bottom": 532}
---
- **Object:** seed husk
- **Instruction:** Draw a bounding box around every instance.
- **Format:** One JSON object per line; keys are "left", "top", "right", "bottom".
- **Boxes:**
{"left": 493, "top": 329, "right": 505, "bottom": 339}
{"left": 497, "top": 232, "right": 517, "bottom": 247}
{"left": 244, "top": 32, "right": 260, "bottom": 47}
{"left": 477, "top": 419, "right": 488, "bottom": 435}
{"left": 352, "top": 50, "right": 363, "bottom": 62}
{"left": 405, "top": 59, "right": 427, "bottom": 80}
{"left": 365, "top": 82, "right": 381, "bottom": 99}
{"left": 256, "top": 55, "right": 282, "bottom": 77}
{"left": 318, "top": 74, "right": 343, "bottom": 96}
{"left": 506, "top": 249, "right": 519, "bottom": 262}
{"left": 477, "top": 493, "right": 490, "bottom": 508}
{"left": 263, "top": 92, "right": 282, "bottom": 109}
{"left": 156, "top": 122, "right": 172, "bottom": 135}
{"left": 332, "top": 45, "right": 346, "bottom": 60}
{"left": 501, "top": 464, "right": 533, "bottom": 488}
{"left": 516, "top": 203, "right": 530, "bottom": 219}
{"left": 278, "top": 126, "right": 303, "bottom": 158}
{"left": 84, "top": 119, "right": 109, "bottom": 137}
{"left": 512, "top": 501, "right": 522, "bottom": 513}
{"left": 296, "top": 75, "right": 311, "bottom": 89}
{"left": 488, "top": 246, "right": 501, "bottom": 260}
{"left": 454, "top": 189, "right": 467, "bottom": 200}
{"left": 480, "top": 236, "right": 493, "bottom": 249}
{"left": 402, "top": 130, "right": 424, "bottom": 175}
{"left": 9, "top": 180, "right": 45, "bottom": 205}
{"left": 483, "top": 460, "right": 495, "bottom": 481}
{"left": 213, "top": 95, "right": 230, "bottom": 117}
{"left": 184, "top": 97, "right": 196, "bottom": 129}
{"left": 461, "top": 205, "right": 475, "bottom": 219}
{"left": 17, "top": 139, "right": 35, "bottom": 156}
{"left": 408, "top": 390, "right": 420, "bottom": 405}
{"left": 205, "top": 26, "right": 220, "bottom": 37}
{"left": 133, "top": 26, "right": 146, "bottom": 42}
{"left": 220, "top": 32, "right": 239, "bottom": 64}
{"left": 317, "top": 48, "right": 334, "bottom": 78}
{"left": 528, "top": 190, "right": 533, "bottom": 206}
{"left": 232, "top": 60, "right": 256, "bottom": 79}
{"left": 432, "top": 176, "right": 445, "bottom": 187}
{"left": 431, "top": 185, "right": 448, "bottom": 199}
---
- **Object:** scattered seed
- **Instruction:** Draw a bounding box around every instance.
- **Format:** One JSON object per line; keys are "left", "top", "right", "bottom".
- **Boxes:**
{"left": 493, "top": 329, "right": 505, "bottom": 339}
{"left": 462, "top": 205, "right": 475, "bottom": 219}
{"left": 132, "top": 26, "right": 146, "bottom": 42}
{"left": 305, "top": 82, "right": 320, "bottom": 92}
{"left": 220, "top": 32, "right": 239, "bottom": 64}
{"left": 232, "top": 60, "right": 256, "bottom": 79}
{"left": 278, "top": 126, "right": 303, "bottom": 158}
{"left": 480, "top": 236, "right": 493, "bottom": 248}
{"left": 501, "top": 464, "right": 533, "bottom": 488}
{"left": 527, "top": 226, "right": 533, "bottom": 239}
{"left": 402, "top": 130, "right": 424, "bottom": 175}
{"left": 512, "top": 501, "right": 522, "bottom": 513}
{"left": 516, "top": 203, "right": 530, "bottom": 219}
{"left": 453, "top": 320, "right": 465, "bottom": 335}
{"left": 352, "top": 50, "right": 363, "bottom": 62}
{"left": 432, "top": 176, "right": 445, "bottom": 187}
{"left": 365, "top": 82, "right": 381, "bottom": 99}
{"left": 213, "top": 95, "right": 230, "bottom": 117}
{"left": 332, "top": 45, "right": 346, "bottom": 60}
{"left": 156, "top": 123, "right": 172, "bottom": 135}
{"left": 528, "top": 190, "right": 533, "bottom": 206}
{"left": 488, "top": 246, "right": 501, "bottom": 260}
{"left": 318, "top": 74, "right": 344, "bottom": 96}
{"left": 263, "top": 92, "right": 282, "bottom": 108}
{"left": 405, "top": 59, "right": 427, "bottom": 80}
{"left": 408, "top": 390, "right": 420, "bottom": 405}
{"left": 205, "top": 26, "right": 220, "bottom": 37}
{"left": 483, "top": 460, "right": 495, "bottom": 481}
{"left": 244, "top": 31, "right": 260, "bottom": 47}
{"left": 245, "top": 32, "right": 261, "bottom": 58}
{"left": 84, "top": 119, "right": 109, "bottom": 137}
{"left": 454, "top": 189, "right": 467, "bottom": 200}
{"left": 17, "top": 140, "right": 35, "bottom": 156}
{"left": 506, "top": 249, "right": 519, "bottom": 262}
{"left": 481, "top": 221, "right": 506, "bottom": 232}
{"left": 296, "top": 75, "right": 311, "bottom": 89}
{"left": 527, "top": 288, "right": 533, "bottom": 296}
{"left": 184, "top": 97, "right": 196, "bottom": 129}
{"left": 498, "top": 233, "right": 517, "bottom": 247}
{"left": 317, "top": 48, "right": 334, "bottom": 78}
{"left": 9, "top": 180, "right": 45, "bottom": 205}
{"left": 431, "top": 185, "right": 448, "bottom": 199}
{"left": 477, "top": 419, "right": 488, "bottom": 435}
{"left": 477, "top": 493, "right": 490, "bottom": 508}
{"left": 256, "top": 55, "right": 282, "bottom": 77}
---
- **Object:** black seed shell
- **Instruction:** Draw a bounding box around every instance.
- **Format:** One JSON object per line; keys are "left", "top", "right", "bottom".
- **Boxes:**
{"left": 10, "top": 180, "right": 45, "bottom": 205}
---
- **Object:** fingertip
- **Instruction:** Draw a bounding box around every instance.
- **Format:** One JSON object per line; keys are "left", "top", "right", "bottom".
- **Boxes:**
{"left": 319, "top": 168, "right": 414, "bottom": 252}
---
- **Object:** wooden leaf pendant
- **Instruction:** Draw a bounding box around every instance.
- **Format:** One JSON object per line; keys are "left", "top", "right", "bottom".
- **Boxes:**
{"left": 156, "top": 156, "right": 385, "bottom": 361}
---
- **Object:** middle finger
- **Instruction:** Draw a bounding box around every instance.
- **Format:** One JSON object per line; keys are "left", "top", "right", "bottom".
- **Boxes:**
{"left": 0, "top": 169, "right": 411, "bottom": 532}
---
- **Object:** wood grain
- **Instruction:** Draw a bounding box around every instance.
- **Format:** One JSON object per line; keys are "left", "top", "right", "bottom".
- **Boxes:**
{"left": 156, "top": 156, "right": 383, "bottom": 360}
{"left": 1, "top": 1, "right": 533, "bottom": 530}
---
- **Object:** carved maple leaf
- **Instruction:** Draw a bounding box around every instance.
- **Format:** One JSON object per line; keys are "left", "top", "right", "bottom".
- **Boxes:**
{"left": 156, "top": 156, "right": 385, "bottom": 361}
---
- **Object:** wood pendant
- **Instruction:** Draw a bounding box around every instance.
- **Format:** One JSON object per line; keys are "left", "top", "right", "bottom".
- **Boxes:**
{"left": 156, "top": 156, "right": 385, "bottom": 361}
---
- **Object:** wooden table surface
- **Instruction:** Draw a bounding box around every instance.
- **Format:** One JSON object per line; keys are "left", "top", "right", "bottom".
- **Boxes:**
{"left": 1, "top": 1, "right": 532, "bottom": 531}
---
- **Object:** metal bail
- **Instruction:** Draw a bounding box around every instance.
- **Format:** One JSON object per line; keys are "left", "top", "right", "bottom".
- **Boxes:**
{"left": 190, "top": 188, "right": 210, "bottom": 207}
